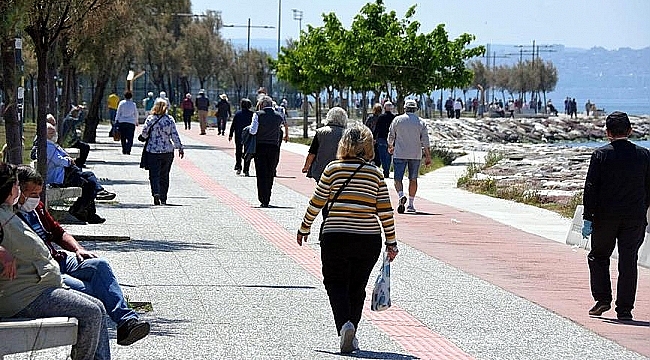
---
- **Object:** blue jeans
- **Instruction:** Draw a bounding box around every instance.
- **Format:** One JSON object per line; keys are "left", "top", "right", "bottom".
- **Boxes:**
{"left": 59, "top": 254, "right": 137, "bottom": 326}
{"left": 14, "top": 287, "right": 110, "bottom": 360}
{"left": 376, "top": 138, "right": 392, "bottom": 178}
{"left": 147, "top": 152, "right": 174, "bottom": 202}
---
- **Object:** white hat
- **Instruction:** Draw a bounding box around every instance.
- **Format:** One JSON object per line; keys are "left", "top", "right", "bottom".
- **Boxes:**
{"left": 159, "top": 91, "right": 166, "bottom": 98}
{"left": 404, "top": 99, "right": 418, "bottom": 108}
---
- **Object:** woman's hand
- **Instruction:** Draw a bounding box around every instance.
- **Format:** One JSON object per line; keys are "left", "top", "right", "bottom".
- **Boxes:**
{"left": 296, "top": 232, "right": 308, "bottom": 246}
{"left": 386, "top": 244, "right": 398, "bottom": 262}
{"left": 178, "top": 149, "right": 185, "bottom": 159}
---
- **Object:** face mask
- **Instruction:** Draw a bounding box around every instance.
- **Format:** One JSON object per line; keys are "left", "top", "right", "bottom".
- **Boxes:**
{"left": 12, "top": 188, "right": 21, "bottom": 206}
{"left": 20, "top": 196, "right": 40, "bottom": 212}
{"left": 51, "top": 133, "right": 58, "bottom": 142}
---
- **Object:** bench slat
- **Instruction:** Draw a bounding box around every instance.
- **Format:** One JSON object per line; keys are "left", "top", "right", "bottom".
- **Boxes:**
{"left": 0, "top": 317, "right": 78, "bottom": 356}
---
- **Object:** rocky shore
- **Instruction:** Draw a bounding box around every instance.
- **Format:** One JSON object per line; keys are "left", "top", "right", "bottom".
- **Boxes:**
{"left": 428, "top": 114, "right": 650, "bottom": 202}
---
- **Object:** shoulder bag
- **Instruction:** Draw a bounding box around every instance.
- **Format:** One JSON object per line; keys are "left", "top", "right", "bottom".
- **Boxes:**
{"left": 139, "top": 115, "right": 164, "bottom": 170}
{"left": 320, "top": 162, "right": 365, "bottom": 235}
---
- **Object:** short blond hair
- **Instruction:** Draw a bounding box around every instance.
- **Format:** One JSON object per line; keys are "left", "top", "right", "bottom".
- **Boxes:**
{"left": 337, "top": 123, "right": 374, "bottom": 161}
{"left": 151, "top": 98, "right": 168, "bottom": 115}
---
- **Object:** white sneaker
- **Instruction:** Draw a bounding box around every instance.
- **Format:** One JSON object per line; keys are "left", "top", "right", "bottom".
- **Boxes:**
{"left": 406, "top": 205, "right": 416, "bottom": 213}
{"left": 339, "top": 321, "right": 356, "bottom": 353}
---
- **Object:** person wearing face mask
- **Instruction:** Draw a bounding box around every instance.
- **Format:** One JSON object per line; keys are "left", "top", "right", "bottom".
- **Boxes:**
{"left": 14, "top": 165, "right": 151, "bottom": 346}
{"left": 44, "top": 122, "right": 116, "bottom": 223}
{"left": 0, "top": 162, "right": 111, "bottom": 360}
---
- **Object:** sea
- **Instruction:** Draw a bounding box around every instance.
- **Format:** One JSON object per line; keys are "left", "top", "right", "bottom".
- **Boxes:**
{"left": 545, "top": 86, "right": 649, "bottom": 116}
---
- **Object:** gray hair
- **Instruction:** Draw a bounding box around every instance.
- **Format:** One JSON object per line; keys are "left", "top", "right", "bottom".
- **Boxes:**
{"left": 259, "top": 95, "right": 273, "bottom": 109}
{"left": 325, "top": 107, "right": 348, "bottom": 127}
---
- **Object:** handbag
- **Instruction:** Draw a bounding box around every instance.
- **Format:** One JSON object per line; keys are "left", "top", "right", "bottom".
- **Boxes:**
{"left": 371, "top": 252, "right": 391, "bottom": 312}
{"left": 139, "top": 115, "right": 164, "bottom": 170}
{"left": 320, "top": 162, "right": 365, "bottom": 235}
{"left": 112, "top": 122, "right": 121, "bottom": 141}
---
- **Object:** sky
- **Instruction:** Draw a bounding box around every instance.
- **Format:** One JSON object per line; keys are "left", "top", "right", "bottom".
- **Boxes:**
{"left": 191, "top": 0, "right": 650, "bottom": 51}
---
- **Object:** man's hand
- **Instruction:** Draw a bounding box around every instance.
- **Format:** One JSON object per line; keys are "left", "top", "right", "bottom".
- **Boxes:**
{"left": 388, "top": 145, "right": 394, "bottom": 155}
{"left": 75, "top": 248, "right": 97, "bottom": 263}
{"left": 582, "top": 220, "right": 593, "bottom": 238}
{"left": 424, "top": 156, "right": 432, "bottom": 166}
{"left": 0, "top": 246, "right": 16, "bottom": 280}
{"left": 284, "top": 135, "right": 289, "bottom": 143}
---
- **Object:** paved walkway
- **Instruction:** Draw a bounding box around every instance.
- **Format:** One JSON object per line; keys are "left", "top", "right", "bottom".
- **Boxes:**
{"left": 7, "top": 123, "right": 649, "bottom": 360}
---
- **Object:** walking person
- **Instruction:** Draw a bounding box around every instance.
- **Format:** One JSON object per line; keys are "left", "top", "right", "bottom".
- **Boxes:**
{"left": 107, "top": 92, "right": 119, "bottom": 138}
{"left": 249, "top": 95, "right": 287, "bottom": 207}
{"left": 365, "top": 103, "right": 382, "bottom": 166}
{"left": 301, "top": 107, "right": 348, "bottom": 182}
{"left": 388, "top": 99, "right": 432, "bottom": 213}
{"left": 195, "top": 89, "right": 210, "bottom": 135}
{"left": 229, "top": 98, "right": 254, "bottom": 176}
{"left": 115, "top": 91, "right": 138, "bottom": 155}
{"left": 181, "top": 93, "right": 194, "bottom": 130}
{"left": 139, "top": 98, "right": 184, "bottom": 205}
{"left": 374, "top": 101, "right": 395, "bottom": 178}
{"left": 296, "top": 124, "right": 398, "bottom": 354}
{"left": 0, "top": 163, "right": 111, "bottom": 360}
{"left": 581, "top": 111, "right": 650, "bottom": 321}
{"left": 216, "top": 94, "right": 231, "bottom": 136}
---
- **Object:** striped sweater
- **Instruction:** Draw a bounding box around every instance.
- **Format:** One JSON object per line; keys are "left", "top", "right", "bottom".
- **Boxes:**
{"left": 299, "top": 159, "right": 396, "bottom": 244}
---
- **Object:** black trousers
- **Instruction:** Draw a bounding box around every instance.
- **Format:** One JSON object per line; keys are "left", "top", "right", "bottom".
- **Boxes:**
{"left": 321, "top": 232, "right": 382, "bottom": 335}
{"left": 147, "top": 152, "right": 174, "bottom": 202}
{"left": 234, "top": 140, "right": 251, "bottom": 172}
{"left": 183, "top": 109, "right": 193, "bottom": 129}
{"left": 71, "top": 140, "right": 90, "bottom": 167}
{"left": 118, "top": 123, "right": 135, "bottom": 155}
{"left": 254, "top": 143, "right": 279, "bottom": 206}
{"left": 63, "top": 166, "right": 103, "bottom": 217}
{"left": 588, "top": 217, "right": 646, "bottom": 313}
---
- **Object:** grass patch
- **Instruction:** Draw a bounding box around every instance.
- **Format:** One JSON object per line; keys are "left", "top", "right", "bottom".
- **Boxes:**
{"left": 457, "top": 149, "right": 581, "bottom": 218}
{"left": 288, "top": 136, "right": 312, "bottom": 145}
{"left": 0, "top": 123, "right": 37, "bottom": 163}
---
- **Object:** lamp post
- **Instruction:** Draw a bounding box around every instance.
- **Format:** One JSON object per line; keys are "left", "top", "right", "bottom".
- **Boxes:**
{"left": 292, "top": 9, "right": 303, "bottom": 34}
{"left": 222, "top": 19, "right": 274, "bottom": 98}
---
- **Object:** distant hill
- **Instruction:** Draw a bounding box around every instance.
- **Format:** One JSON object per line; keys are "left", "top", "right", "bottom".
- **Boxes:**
{"left": 235, "top": 38, "right": 650, "bottom": 114}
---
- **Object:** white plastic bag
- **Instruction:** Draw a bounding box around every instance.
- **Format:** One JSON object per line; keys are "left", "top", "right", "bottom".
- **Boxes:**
{"left": 371, "top": 252, "right": 391, "bottom": 311}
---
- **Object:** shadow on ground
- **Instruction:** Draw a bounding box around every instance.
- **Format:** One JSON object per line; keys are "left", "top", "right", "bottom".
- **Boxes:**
{"left": 315, "top": 349, "right": 418, "bottom": 359}
{"left": 90, "top": 239, "right": 221, "bottom": 252}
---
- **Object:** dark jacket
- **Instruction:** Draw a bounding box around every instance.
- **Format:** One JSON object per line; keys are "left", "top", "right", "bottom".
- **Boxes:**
{"left": 583, "top": 139, "right": 650, "bottom": 222}
{"left": 374, "top": 112, "right": 395, "bottom": 140}
{"left": 217, "top": 99, "right": 231, "bottom": 119}
{"left": 229, "top": 109, "right": 254, "bottom": 142}
{"left": 255, "top": 108, "right": 283, "bottom": 147}
{"left": 195, "top": 96, "right": 210, "bottom": 111}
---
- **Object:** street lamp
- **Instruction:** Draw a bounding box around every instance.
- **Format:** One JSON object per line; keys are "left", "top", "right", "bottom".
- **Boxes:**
{"left": 292, "top": 9, "right": 303, "bottom": 34}
{"left": 222, "top": 19, "right": 275, "bottom": 97}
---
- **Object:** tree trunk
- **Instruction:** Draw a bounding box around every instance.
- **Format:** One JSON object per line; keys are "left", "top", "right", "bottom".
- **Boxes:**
{"left": 361, "top": 92, "right": 367, "bottom": 122}
{"left": 1, "top": 37, "right": 23, "bottom": 164}
{"left": 34, "top": 44, "right": 50, "bottom": 198}
{"left": 83, "top": 74, "right": 108, "bottom": 143}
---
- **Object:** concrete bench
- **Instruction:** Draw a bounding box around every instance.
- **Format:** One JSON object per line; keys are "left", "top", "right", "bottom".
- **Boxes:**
{"left": 0, "top": 317, "right": 78, "bottom": 359}
{"left": 566, "top": 205, "right": 650, "bottom": 269}
{"left": 29, "top": 161, "right": 82, "bottom": 208}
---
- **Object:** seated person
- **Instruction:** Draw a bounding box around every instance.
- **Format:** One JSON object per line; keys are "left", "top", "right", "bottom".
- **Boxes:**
{"left": 60, "top": 106, "right": 91, "bottom": 168}
{"left": 43, "top": 122, "right": 115, "bottom": 223}
{"left": 0, "top": 162, "right": 110, "bottom": 360}
{"left": 16, "top": 165, "right": 150, "bottom": 345}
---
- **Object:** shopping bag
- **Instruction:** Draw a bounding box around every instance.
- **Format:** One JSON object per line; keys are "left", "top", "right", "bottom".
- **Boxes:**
{"left": 371, "top": 252, "right": 391, "bottom": 311}
{"left": 112, "top": 123, "right": 121, "bottom": 141}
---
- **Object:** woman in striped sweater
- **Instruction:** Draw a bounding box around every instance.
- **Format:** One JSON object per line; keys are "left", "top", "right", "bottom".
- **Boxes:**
{"left": 297, "top": 123, "right": 398, "bottom": 353}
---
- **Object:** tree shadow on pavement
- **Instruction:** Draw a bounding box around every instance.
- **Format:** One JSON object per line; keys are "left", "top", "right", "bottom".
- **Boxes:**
{"left": 87, "top": 160, "right": 140, "bottom": 166}
{"left": 315, "top": 349, "right": 418, "bottom": 359}
{"left": 601, "top": 317, "right": 650, "bottom": 327}
{"left": 182, "top": 144, "right": 230, "bottom": 151}
{"left": 99, "top": 179, "right": 149, "bottom": 185}
{"left": 92, "top": 239, "right": 220, "bottom": 252}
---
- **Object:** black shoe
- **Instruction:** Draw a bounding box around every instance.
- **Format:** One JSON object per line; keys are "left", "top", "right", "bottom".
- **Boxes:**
{"left": 117, "top": 319, "right": 151, "bottom": 346}
{"left": 160, "top": 199, "right": 167, "bottom": 205}
{"left": 588, "top": 301, "right": 611, "bottom": 316}
{"left": 617, "top": 311, "right": 633, "bottom": 320}
{"left": 153, "top": 194, "right": 160, "bottom": 206}
{"left": 96, "top": 190, "right": 116, "bottom": 201}
{"left": 260, "top": 203, "right": 269, "bottom": 208}
{"left": 69, "top": 209, "right": 88, "bottom": 222}
{"left": 244, "top": 172, "right": 250, "bottom": 177}
{"left": 87, "top": 214, "right": 106, "bottom": 224}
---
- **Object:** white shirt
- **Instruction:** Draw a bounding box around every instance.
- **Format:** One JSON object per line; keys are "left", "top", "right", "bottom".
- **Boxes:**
{"left": 115, "top": 99, "right": 138, "bottom": 125}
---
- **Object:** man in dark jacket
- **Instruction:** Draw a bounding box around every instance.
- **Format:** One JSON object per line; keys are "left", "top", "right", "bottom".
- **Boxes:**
{"left": 195, "top": 89, "right": 210, "bottom": 135}
{"left": 249, "top": 96, "right": 288, "bottom": 207}
{"left": 582, "top": 111, "right": 650, "bottom": 321}
{"left": 374, "top": 102, "right": 395, "bottom": 178}
{"left": 216, "top": 94, "right": 231, "bottom": 136}
{"left": 229, "top": 98, "right": 254, "bottom": 176}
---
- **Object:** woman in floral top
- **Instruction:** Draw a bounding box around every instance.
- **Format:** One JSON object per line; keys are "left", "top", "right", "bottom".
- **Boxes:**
{"left": 139, "top": 98, "right": 184, "bottom": 205}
